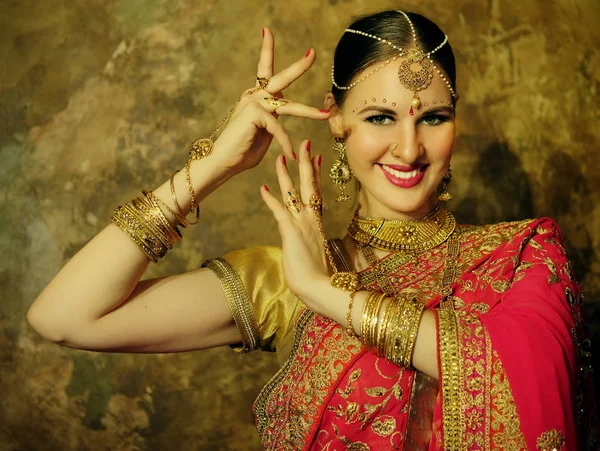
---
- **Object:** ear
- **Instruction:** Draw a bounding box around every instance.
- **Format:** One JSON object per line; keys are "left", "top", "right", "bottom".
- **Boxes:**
{"left": 324, "top": 92, "right": 344, "bottom": 138}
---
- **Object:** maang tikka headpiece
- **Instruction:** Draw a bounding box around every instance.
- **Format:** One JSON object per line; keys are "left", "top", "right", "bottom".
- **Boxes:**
{"left": 332, "top": 10, "right": 457, "bottom": 115}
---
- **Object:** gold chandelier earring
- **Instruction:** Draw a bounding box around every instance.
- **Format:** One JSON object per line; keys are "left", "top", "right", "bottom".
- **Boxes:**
{"left": 330, "top": 138, "right": 353, "bottom": 202}
{"left": 438, "top": 166, "right": 453, "bottom": 202}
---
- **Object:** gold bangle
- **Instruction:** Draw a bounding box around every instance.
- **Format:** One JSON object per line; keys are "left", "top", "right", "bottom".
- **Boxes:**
{"left": 385, "top": 296, "right": 425, "bottom": 368}
{"left": 361, "top": 292, "right": 385, "bottom": 350}
{"left": 143, "top": 189, "right": 187, "bottom": 229}
{"left": 403, "top": 298, "right": 425, "bottom": 368}
{"left": 111, "top": 205, "right": 164, "bottom": 262}
{"left": 361, "top": 292, "right": 378, "bottom": 346}
{"left": 131, "top": 197, "right": 176, "bottom": 249}
{"left": 139, "top": 194, "right": 182, "bottom": 244}
{"left": 370, "top": 293, "right": 385, "bottom": 351}
{"left": 121, "top": 202, "right": 170, "bottom": 258}
{"left": 376, "top": 297, "right": 397, "bottom": 356}
{"left": 346, "top": 291, "right": 358, "bottom": 337}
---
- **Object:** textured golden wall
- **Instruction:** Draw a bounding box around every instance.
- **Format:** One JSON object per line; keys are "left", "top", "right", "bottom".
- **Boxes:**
{"left": 1, "top": 0, "right": 599, "bottom": 449}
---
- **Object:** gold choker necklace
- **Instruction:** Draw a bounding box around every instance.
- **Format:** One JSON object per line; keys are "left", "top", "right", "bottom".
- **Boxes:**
{"left": 347, "top": 206, "right": 456, "bottom": 252}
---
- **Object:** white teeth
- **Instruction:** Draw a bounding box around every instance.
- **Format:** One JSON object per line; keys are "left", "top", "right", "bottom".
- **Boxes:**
{"left": 382, "top": 165, "right": 420, "bottom": 179}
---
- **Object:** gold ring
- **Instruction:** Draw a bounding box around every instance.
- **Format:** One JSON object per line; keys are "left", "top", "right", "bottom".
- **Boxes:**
{"left": 256, "top": 77, "right": 270, "bottom": 90}
{"left": 286, "top": 189, "right": 302, "bottom": 213}
{"left": 307, "top": 194, "right": 326, "bottom": 216}
{"left": 264, "top": 96, "right": 290, "bottom": 113}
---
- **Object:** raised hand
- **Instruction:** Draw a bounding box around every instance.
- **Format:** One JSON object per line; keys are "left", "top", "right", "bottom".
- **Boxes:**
{"left": 260, "top": 141, "right": 332, "bottom": 307}
{"left": 210, "top": 28, "right": 330, "bottom": 176}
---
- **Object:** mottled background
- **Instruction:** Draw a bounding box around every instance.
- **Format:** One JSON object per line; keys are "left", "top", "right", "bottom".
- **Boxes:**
{"left": 1, "top": 0, "right": 599, "bottom": 449}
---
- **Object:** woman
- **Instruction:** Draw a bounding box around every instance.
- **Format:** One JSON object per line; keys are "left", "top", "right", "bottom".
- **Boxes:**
{"left": 27, "top": 10, "right": 595, "bottom": 450}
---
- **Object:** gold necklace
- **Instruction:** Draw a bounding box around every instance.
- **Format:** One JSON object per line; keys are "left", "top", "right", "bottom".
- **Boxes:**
{"left": 352, "top": 228, "right": 461, "bottom": 310}
{"left": 347, "top": 206, "right": 456, "bottom": 252}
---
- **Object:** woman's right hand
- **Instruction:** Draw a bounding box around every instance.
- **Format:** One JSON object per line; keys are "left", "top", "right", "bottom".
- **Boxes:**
{"left": 209, "top": 27, "right": 330, "bottom": 176}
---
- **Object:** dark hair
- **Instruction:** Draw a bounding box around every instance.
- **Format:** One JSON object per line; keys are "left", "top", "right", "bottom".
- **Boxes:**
{"left": 331, "top": 11, "right": 457, "bottom": 108}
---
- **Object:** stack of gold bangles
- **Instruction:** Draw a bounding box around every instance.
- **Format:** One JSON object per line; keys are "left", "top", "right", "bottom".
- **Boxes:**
{"left": 358, "top": 292, "right": 425, "bottom": 368}
{"left": 111, "top": 190, "right": 186, "bottom": 263}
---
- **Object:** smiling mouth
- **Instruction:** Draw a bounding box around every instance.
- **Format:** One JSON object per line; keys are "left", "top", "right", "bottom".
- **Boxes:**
{"left": 381, "top": 165, "right": 424, "bottom": 179}
{"left": 378, "top": 163, "right": 429, "bottom": 188}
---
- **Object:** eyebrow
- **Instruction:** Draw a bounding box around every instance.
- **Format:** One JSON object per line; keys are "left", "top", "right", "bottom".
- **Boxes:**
{"left": 357, "top": 105, "right": 455, "bottom": 115}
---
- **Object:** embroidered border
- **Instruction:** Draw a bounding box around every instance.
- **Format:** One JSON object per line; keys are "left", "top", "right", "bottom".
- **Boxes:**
{"left": 253, "top": 311, "right": 364, "bottom": 450}
{"left": 203, "top": 257, "right": 260, "bottom": 352}
{"left": 437, "top": 309, "right": 462, "bottom": 450}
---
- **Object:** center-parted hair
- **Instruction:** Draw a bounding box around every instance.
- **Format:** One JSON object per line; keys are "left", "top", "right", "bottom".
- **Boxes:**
{"left": 331, "top": 11, "right": 457, "bottom": 108}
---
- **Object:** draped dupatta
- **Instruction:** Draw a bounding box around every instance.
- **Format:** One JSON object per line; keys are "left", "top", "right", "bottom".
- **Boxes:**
{"left": 207, "top": 217, "right": 596, "bottom": 450}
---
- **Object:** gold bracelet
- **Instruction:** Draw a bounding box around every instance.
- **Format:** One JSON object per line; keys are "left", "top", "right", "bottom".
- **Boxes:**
{"left": 346, "top": 291, "right": 358, "bottom": 337}
{"left": 170, "top": 170, "right": 198, "bottom": 226}
{"left": 361, "top": 292, "right": 385, "bottom": 350}
{"left": 111, "top": 205, "right": 164, "bottom": 262}
{"left": 184, "top": 160, "right": 201, "bottom": 225}
{"left": 131, "top": 197, "right": 176, "bottom": 249}
{"left": 376, "top": 297, "right": 397, "bottom": 357}
{"left": 361, "top": 292, "right": 378, "bottom": 346}
{"left": 386, "top": 296, "right": 425, "bottom": 368}
{"left": 402, "top": 298, "right": 425, "bottom": 368}
{"left": 143, "top": 189, "right": 187, "bottom": 230}
{"left": 121, "top": 202, "right": 169, "bottom": 259}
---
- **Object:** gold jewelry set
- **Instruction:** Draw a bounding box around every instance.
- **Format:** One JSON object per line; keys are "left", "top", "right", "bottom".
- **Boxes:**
{"left": 342, "top": 206, "right": 460, "bottom": 368}
{"left": 112, "top": 76, "right": 285, "bottom": 262}
{"left": 330, "top": 10, "right": 457, "bottom": 202}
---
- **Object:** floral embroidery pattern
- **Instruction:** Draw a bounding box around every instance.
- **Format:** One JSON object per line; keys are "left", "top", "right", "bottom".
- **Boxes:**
{"left": 536, "top": 429, "right": 565, "bottom": 451}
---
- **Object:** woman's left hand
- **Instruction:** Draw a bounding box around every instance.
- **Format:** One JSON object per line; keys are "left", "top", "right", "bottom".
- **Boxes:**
{"left": 260, "top": 140, "right": 332, "bottom": 308}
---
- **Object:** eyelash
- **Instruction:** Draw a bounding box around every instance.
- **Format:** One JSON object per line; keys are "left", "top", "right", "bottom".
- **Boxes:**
{"left": 365, "top": 113, "right": 452, "bottom": 126}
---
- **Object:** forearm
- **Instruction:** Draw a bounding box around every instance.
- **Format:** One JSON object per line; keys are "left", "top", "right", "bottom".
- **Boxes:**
{"left": 308, "top": 279, "right": 439, "bottom": 379}
{"left": 28, "top": 158, "right": 231, "bottom": 342}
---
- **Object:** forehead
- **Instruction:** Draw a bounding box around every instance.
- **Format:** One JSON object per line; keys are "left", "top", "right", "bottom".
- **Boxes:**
{"left": 342, "top": 59, "right": 452, "bottom": 106}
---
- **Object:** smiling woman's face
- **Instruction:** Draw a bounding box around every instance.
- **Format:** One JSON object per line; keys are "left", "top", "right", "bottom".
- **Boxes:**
{"left": 328, "top": 60, "right": 456, "bottom": 220}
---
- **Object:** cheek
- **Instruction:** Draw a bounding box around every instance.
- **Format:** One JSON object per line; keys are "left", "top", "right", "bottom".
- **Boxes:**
{"left": 346, "top": 125, "right": 393, "bottom": 163}
{"left": 421, "top": 125, "right": 455, "bottom": 161}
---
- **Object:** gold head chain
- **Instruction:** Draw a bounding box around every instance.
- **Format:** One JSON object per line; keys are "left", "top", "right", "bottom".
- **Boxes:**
{"left": 332, "top": 10, "right": 457, "bottom": 115}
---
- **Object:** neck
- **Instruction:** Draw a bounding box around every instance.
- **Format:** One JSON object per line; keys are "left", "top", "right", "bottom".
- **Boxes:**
{"left": 356, "top": 190, "right": 441, "bottom": 220}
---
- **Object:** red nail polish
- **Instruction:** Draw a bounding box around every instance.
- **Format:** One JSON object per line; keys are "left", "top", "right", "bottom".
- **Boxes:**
{"left": 319, "top": 109, "right": 329, "bottom": 113}
{"left": 262, "top": 28, "right": 265, "bottom": 37}
{"left": 263, "top": 185, "right": 269, "bottom": 192}
{"left": 282, "top": 155, "right": 286, "bottom": 165}
{"left": 305, "top": 49, "right": 311, "bottom": 57}
{"left": 292, "top": 151, "right": 297, "bottom": 160}
{"left": 306, "top": 141, "right": 311, "bottom": 152}
{"left": 317, "top": 155, "right": 322, "bottom": 166}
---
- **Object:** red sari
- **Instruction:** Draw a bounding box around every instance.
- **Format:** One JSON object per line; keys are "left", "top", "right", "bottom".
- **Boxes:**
{"left": 205, "top": 217, "right": 596, "bottom": 450}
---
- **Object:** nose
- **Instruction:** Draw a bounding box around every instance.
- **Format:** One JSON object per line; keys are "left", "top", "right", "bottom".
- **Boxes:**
{"left": 390, "top": 125, "right": 423, "bottom": 164}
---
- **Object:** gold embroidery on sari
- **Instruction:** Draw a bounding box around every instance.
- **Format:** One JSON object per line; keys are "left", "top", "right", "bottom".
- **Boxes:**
{"left": 437, "top": 309, "right": 462, "bottom": 450}
{"left": 490, "top": 352, "right": 527, "bottom": 450}
{"left": 254, "top": 311, "right": 363, "bottom": 449}
{"left": 536, "top": 429, "right": 565, "bottom": 451}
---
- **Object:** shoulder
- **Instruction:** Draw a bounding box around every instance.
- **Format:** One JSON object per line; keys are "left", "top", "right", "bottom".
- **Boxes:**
{"left": 460, "top": 217, "right": 561, "bottom": 247}
{"left": 458, "top": 217, "right": 564, "bottom": 265}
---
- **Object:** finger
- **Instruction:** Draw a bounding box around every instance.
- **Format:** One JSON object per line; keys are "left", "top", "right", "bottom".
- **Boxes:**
{"left": 312, "top": 154, "right": 322, "bottom": 196}
{"left": 258, "top": 110, "right": 296, "bottom": 160}
{"left": 267, "top": 48, "right": 315, "bottom": 93}
{"left": 260, "top": 185, "right": 292, "bottom": 226}
{"left": 274, "top": 154, "right": 299, "bottom": 212}
{"left": 256, "top": 27, "right": 274, "bottom": 79}
{"left": 274, "top": 102, "right": 330, "bottom": 120}
{"left": 298, "top": 140, "right": 316, "bottom": 202}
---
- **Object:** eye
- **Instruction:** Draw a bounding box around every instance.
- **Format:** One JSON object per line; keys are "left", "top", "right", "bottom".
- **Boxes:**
{"left": 366, "top": 114, "right": 394, "bottom": 125}
{"left": 419, "top": 113, "right": 452, "bottom": 126}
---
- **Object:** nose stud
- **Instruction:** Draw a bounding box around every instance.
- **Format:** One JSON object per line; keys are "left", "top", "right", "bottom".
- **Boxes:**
{"left": 389, "top": 143, "right": 401, "bottom": 159}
